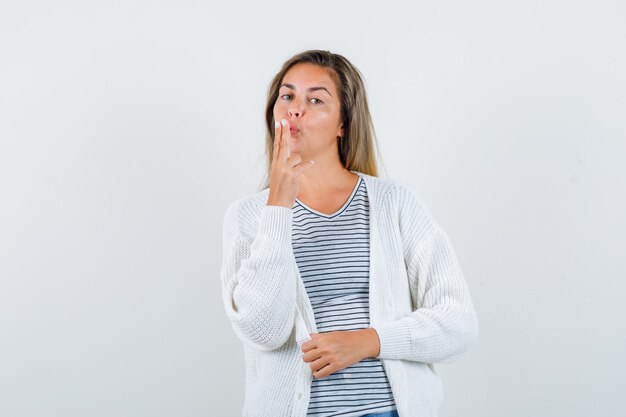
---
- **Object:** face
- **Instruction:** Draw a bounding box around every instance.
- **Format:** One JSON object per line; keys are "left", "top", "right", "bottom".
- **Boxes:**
{"left": 273, "top": 63, "right": 343, "bottom": 159}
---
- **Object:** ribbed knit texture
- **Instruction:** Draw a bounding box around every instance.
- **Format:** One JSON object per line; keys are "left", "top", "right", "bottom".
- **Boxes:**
{"left": 220, "top": 171, "right": 478, "bottom": 417}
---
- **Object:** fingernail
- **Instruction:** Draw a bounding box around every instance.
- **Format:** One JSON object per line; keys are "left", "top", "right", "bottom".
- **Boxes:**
{"left": 275, "top": 121, "right": 280, "bottom": 128}
{"left": 281, "top": 119, "right": 287, "bottom": 126}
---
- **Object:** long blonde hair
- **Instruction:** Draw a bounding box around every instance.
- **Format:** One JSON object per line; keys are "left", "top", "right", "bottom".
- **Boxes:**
{"left": 259, "top": 49, "right": 385, "bottom": 190}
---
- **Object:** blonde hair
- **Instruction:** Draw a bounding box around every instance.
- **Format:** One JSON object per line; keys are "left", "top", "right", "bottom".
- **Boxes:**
{"left": 258, "top": 49, "right": 385, "bottom": 190}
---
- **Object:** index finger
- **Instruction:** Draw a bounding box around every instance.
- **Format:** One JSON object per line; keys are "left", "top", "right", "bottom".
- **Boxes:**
{"left": 301, "top": 339, "right": 315, "bottom": 352}
{"left": 272, "top": 120, "right": 281, "bottom": 161}
{"left": 280, "top": 119, "right": 291, "bottom": 160}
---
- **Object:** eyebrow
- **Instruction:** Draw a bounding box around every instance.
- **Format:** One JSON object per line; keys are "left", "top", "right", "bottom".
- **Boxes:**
{"left": 280, "top": 83, "right": 332, "bottom": 97}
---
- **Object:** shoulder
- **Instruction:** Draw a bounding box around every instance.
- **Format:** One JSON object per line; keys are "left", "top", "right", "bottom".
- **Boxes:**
{"left": 354, "top": 171, "right": 399, "bottom": 203}
{"left": 224, "top": 188, "right": 268, "bottom": 213}
{"left": 364, "top": 174, "right": 438, "bottom": 238}
{"left": 359, "top": 172, "right": 431, "bottom": 215}
{"left": 390, "top": 178, "right": 431, "bottom": 211}
{"left": 222, "top": 188, "right": 270, "bottom": 234}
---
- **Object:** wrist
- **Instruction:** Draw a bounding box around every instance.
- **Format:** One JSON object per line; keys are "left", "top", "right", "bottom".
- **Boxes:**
{"left": 363, "top": 328, "right": 381, "bottom": 358}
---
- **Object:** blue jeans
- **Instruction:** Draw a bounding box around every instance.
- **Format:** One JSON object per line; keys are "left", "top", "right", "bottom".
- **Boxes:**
{"left": 361, "top": 411, "right": 399, "bottom": 417}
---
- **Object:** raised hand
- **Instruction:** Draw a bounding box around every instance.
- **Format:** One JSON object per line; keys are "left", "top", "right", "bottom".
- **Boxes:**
{"left": 266, "top": 119, "right": 315, "bottom": 209}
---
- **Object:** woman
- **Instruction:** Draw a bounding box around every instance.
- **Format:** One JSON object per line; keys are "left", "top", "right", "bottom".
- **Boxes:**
{"left": 220, "top": 49, "right": 479, "bottom": 417}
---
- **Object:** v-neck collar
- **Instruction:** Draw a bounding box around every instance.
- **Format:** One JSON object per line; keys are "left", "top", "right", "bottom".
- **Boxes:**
{"left": 294, "top": 174, "right": 363, "bottom": 219}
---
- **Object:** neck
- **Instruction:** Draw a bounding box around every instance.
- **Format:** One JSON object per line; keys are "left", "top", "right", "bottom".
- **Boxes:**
{"left": 297, "top": 160, "right": 355, "bottom": 195}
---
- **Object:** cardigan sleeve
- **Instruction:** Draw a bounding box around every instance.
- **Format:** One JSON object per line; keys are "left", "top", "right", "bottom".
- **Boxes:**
{"left": 371, "top": 184, "right": 479, "bottom": 364}
{"left": 220, "top": 199, "right": 297, "bottom": 351}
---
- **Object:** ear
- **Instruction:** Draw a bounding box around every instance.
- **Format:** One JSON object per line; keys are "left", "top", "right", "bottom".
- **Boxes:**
{"left": 336, "top": 124, "right": 343, "bottom": 138}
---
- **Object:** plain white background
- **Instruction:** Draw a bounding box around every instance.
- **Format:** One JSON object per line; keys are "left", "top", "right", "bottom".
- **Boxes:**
{"left": 1, "top": 0, "right": 625, "bottom": 416}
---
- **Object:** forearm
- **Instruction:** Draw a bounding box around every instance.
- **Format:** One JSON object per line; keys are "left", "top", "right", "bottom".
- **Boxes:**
{"left": 349, "top": 328, "right": 381, "bottom": 360}
{"left": 363, "top": 327, "right": 381, "bottom": 358}
{"left": 371, "top": 302, "right": 478, "bottom": 363}
{"left": 221, "top": 204, "right": 297, "bottom": 351}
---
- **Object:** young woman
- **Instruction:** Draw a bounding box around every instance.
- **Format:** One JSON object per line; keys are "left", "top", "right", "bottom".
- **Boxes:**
{"left": 220, "top": 49, "right": 479, "bottom": 417}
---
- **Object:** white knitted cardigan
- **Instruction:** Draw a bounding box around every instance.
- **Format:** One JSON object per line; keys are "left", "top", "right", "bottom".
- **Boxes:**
{"left": 220, "top": 170, "right": 479, "bottom": 417}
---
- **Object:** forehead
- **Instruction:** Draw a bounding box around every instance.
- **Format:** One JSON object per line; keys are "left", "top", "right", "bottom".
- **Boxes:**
{"left": 281, "top": 63, "right": 337, "bottom": 93}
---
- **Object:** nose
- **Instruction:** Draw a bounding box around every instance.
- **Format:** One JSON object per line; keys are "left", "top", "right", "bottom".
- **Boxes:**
{"left": 288, "top": 102, "right": 303, "bottom": 118}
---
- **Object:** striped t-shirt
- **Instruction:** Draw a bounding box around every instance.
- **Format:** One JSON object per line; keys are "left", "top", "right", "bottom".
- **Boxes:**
{"left": 291, "top": 176, "right": 397, "bottom": 417}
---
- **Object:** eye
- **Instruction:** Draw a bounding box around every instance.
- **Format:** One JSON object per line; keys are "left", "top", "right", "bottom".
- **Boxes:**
{"left": 279, "top": 94, "right": 323, "bottom": 104}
